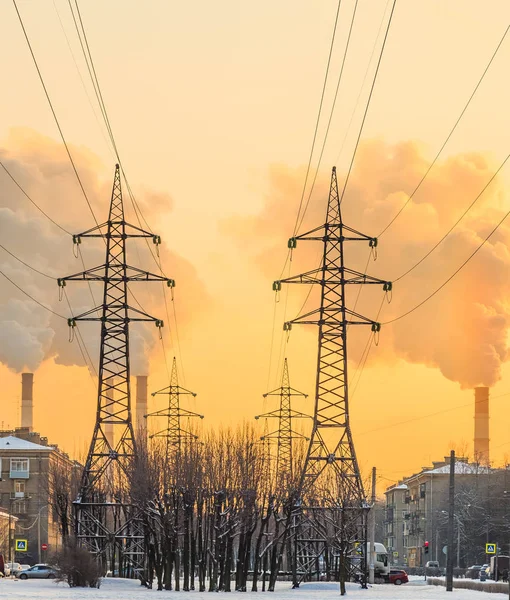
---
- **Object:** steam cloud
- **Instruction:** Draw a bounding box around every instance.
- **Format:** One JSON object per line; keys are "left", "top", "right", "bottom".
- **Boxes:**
{"left": 223, "top": 139, "right": 510, "bottom": 389}
{"left": 0, "top": 128, "right": 208, "bottom": 375}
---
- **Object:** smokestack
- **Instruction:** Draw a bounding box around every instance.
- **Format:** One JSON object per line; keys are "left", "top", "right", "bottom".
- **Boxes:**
{"left": 105, "top": 377, "right": 114, "bottom": 449}
{"left": 136, "top": 376, "right": 148, "bottom": 443}
{"left": 474, "top": 387, "right": 490, "bottom": 464}
{"left": 21, "top": 373, "right": 34, "bottom": 432}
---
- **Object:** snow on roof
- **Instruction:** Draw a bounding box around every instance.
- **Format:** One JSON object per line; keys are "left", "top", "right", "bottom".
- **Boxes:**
{"left": 422, "top": 462, "right": 488, "bottom": 475}
{"left": 0, "top": 435, "right": 53, "bottom": 451}
{"left": 391, "top": 483, "right": 408, "bottom": 490}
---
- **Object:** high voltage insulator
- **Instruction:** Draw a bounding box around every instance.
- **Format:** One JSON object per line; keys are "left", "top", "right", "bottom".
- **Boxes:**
{"left": 59, "top": 164, "right": 172, "bottom": 577}
{"left": 276, "top": 166, "right": 391, "bottom": 587}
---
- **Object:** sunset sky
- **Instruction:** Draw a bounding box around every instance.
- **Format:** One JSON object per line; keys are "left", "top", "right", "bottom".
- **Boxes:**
{"left": 1, "top": 0, "right": 510, "bottom": 489}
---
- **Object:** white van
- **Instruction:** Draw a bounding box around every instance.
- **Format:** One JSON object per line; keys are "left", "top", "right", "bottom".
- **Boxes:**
{"left": 367, "top": 542, "right": 390, "bottom": 576}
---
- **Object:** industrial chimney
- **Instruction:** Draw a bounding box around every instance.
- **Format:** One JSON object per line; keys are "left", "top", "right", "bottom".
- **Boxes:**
{"left": 474, "top": 387, "right": 490, "bottom": 464}
{"left": 21, "top": 373, "right": 34, "bottom": 432}
{"left": 136, "top": 376, "right": 148, "bottom": 443}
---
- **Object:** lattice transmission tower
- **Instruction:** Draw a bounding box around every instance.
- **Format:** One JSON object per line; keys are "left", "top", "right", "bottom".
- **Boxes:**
{"left": 146, "top": 356, "right": 203, "bottom": 465}
{"left": 274, "top": 166, "right": 391, "bottom": 587}
{"left": 59, "top": 164, "right": 173, "bottom": 576}
{"left": 255, "top": 358, "right": 310, "bottom": 487}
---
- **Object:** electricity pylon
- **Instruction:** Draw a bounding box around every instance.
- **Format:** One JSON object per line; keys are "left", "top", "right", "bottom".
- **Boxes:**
{"left": 146, "top": 356, "right": 203, "bottom": 466}
{"left": 274, "top": 166, "right": 391, "bottom": 587}
{"left": 59, "top": 164, "right": 173, "bottom": 576}
{"left": 255, "top": 358, "right": 310, "bottom": 487}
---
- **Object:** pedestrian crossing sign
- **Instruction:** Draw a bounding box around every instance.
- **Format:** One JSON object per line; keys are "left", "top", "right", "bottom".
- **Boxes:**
{"left": 15, "top": 539, "right": 28, "bottom": 552}
{"left": 486, "top": 543, "right": 496, "bottom": 554}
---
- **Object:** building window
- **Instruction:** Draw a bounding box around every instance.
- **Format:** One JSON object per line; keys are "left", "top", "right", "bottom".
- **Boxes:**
{"left": 10, "top": 458, "right": 29, "bottom": 479}
{"left": 12, "top": 501, "right": 27, "bottom": 514}
{"left": 14, "top": 480, "right": 25, "bottom": 498}
{"left": 420, "top": 483, "right": 426, "bottom": 498}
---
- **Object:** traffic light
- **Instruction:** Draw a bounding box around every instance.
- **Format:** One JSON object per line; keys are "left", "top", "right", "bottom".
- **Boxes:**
{"left": 424, "top": 541, "right": 429, "bottom": 555}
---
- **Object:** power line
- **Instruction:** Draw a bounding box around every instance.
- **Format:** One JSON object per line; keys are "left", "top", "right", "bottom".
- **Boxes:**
{"left": 334, "top": 0, "right": 392, "bottom": 166}
{"left": 383, "top": 202, "right": 510, "bottom": 325}
{"left": 290, "top": 0, "right": 343, "bottom": 237}
{"left": 338, "top": 0, "right": 397, "bottom": 205}
{"left": 0, "top": 244, "right": 99, "bottom": 382}
{"left": 68, "top": 1, "right": 184, "bottom": 382}
{"left": 296, "top": 0, "right": 360, "bottom": 233}
{"left": 0, "top": 160, "right": 71, "bottom": 235}
{"left": 393, "top": 153, "right": 509, "bottom": 283}
{"left": 0, "top": 243, "right": 55, "bottom": 280}
{"left": 12, "top": 0, "right": 100, "bottom": 230}
{"left": 378, "top": 23, "right": 510, "bottom": 237}
{"left": 51, "top": 0, "right": 116, "bottom": 163}
{"left": 0, "top": 269, "right": 65, "bottom": 319}
{"left": 357, "top": 390, "right": 510, "bottom": 439}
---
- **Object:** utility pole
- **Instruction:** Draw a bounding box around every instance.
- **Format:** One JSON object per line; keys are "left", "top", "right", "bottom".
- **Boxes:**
{"left": 60, "top": 164, "right": 172, "bottom": 578}
{"left": 255, "top": 359, "right": 310, "bottom": 487}
{"left": 369, "top": 467, "right": 376, "bottom": 584}
{"left": 446, "top": 450, "right": 455, "bottom": 592}
{"left": 275, "top": 167, "right": 391, "bottom": 589}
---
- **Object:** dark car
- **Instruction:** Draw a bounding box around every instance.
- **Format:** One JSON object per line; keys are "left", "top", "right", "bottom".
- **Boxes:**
{"left": 389, "top": 569, "right": 409, "bottom": 585}
{"left": 466, "top": 564, "right": 482, "bottom": 579}
{"left": 18, "top": 564, "right": 57, "bottom": 579}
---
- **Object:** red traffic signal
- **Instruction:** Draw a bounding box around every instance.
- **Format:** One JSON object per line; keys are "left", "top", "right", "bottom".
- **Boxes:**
{"left": 424, "top": 541, "right": 429, "bottom": 554}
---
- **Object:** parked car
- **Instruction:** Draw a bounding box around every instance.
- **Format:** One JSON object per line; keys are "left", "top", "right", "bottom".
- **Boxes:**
{"left": 4, "top": 562, "right": 21, "bottom": 577}
{"left": 18, "top": 564, "right": 57, "bottom": 579}
{"left": 466, "top": 564, "right": 483, "bottom": 579}
{"left": 13, "top": 564, "right": 31, "bottom": 577}
{"left": 388, "top": 569, "right": 409, "bottom": 585}
{"left": 479, "top": 564, "right": 490, "bottom": 579}
{"left": 426, "top": 561, "right": 440, "bottom": 568}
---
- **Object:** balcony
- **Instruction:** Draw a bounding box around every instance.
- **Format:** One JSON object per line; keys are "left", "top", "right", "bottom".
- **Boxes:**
{"left": 10, "top": 469, "right": 29, "bottom": 479}
{"left": 10, "top": 492, "right": 30, "bottom": 500}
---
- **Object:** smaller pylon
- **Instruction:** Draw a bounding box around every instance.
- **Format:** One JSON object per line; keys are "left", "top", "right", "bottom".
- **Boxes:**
{"left": 256, "top": 359, "right": 310, "bottom": 486}
{"left": 146, "top": 358, "right": 203, "bottom": 460}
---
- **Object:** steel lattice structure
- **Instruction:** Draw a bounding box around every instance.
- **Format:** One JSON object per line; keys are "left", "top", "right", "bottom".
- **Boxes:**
{"left": 255, "top": 359, "right": 309, "bottom": 486}
{"left": 59, "top": 164, "right": 172, "bottom": 576}
{"left": 274, "top": 166, "right": 391, "bottom": 587}
{"left": 147, "top": 356, "right": 203, "bottom": 460}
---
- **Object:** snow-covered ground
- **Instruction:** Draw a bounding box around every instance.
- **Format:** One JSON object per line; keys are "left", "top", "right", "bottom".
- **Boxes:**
{"left": 0, "top": 577, "right": 508, "bottom": 600}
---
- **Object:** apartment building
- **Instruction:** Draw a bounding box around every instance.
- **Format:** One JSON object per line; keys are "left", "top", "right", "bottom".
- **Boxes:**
{"left": 384, "top": 457, "right": 492, "bottom": 567}
{"left": 0, "top": 428, "right": 79, "bottom": 565}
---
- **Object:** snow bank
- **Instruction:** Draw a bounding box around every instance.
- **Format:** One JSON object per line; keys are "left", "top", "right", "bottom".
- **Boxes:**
{"left": 0, "top": 577, "right": 508, "bottom": 599}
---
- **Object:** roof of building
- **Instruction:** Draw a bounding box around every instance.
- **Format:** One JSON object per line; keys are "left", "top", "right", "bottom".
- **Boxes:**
{"left": 422, "top": 462, "right": 489, "bottom": 475}
{"left": 391, "top": 483, "right": 409, "bottom": 490}
{"left": 0, "top": 436, "right": 54, "bottom": 451}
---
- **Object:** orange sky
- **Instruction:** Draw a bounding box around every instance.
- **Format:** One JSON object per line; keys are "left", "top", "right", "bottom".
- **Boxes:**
{"left": 1, "top": 0, "right": 510, "bottom": 488}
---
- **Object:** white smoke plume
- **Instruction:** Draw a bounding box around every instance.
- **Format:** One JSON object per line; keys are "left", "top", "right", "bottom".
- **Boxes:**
{"left": 223, "top": 139, "right": 510, "bottom": 389}
{"left": 0, "top": 128, "right": 208, "bottom": 374}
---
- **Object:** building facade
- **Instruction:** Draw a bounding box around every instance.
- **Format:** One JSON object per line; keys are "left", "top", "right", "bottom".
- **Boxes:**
{"left": 0, "top": 428, "right": 79, "bottom": 565}
{"left": 384, "top": 457, "right": 493, "bottom": 568}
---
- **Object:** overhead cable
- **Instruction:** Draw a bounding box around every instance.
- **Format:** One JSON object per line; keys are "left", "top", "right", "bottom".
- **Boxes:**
{"left": 0, "top": 160, "right": 71, "bottom": 235}
{"left": 378, "top": 23, "right": 510, "bottom": 237}
{"left": 12, "top": 0, "right": 101, "bottom": 230}
{"left": 383, "top": 204, "right": 510, "bottom": 325}
{"left": 290, "top": 0, "right": 343, "bottom": 237}
{"left": 0, "top": 269, "right": 65, "bottom": 319}
{"left": 393, "top": 153, "right": 510, "bottom": 283}
{"left": 296, "top": 0, "right": 360, "bottom": 233}
{"left": 338, "top": 0, "right": 397, "bottom": 205}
